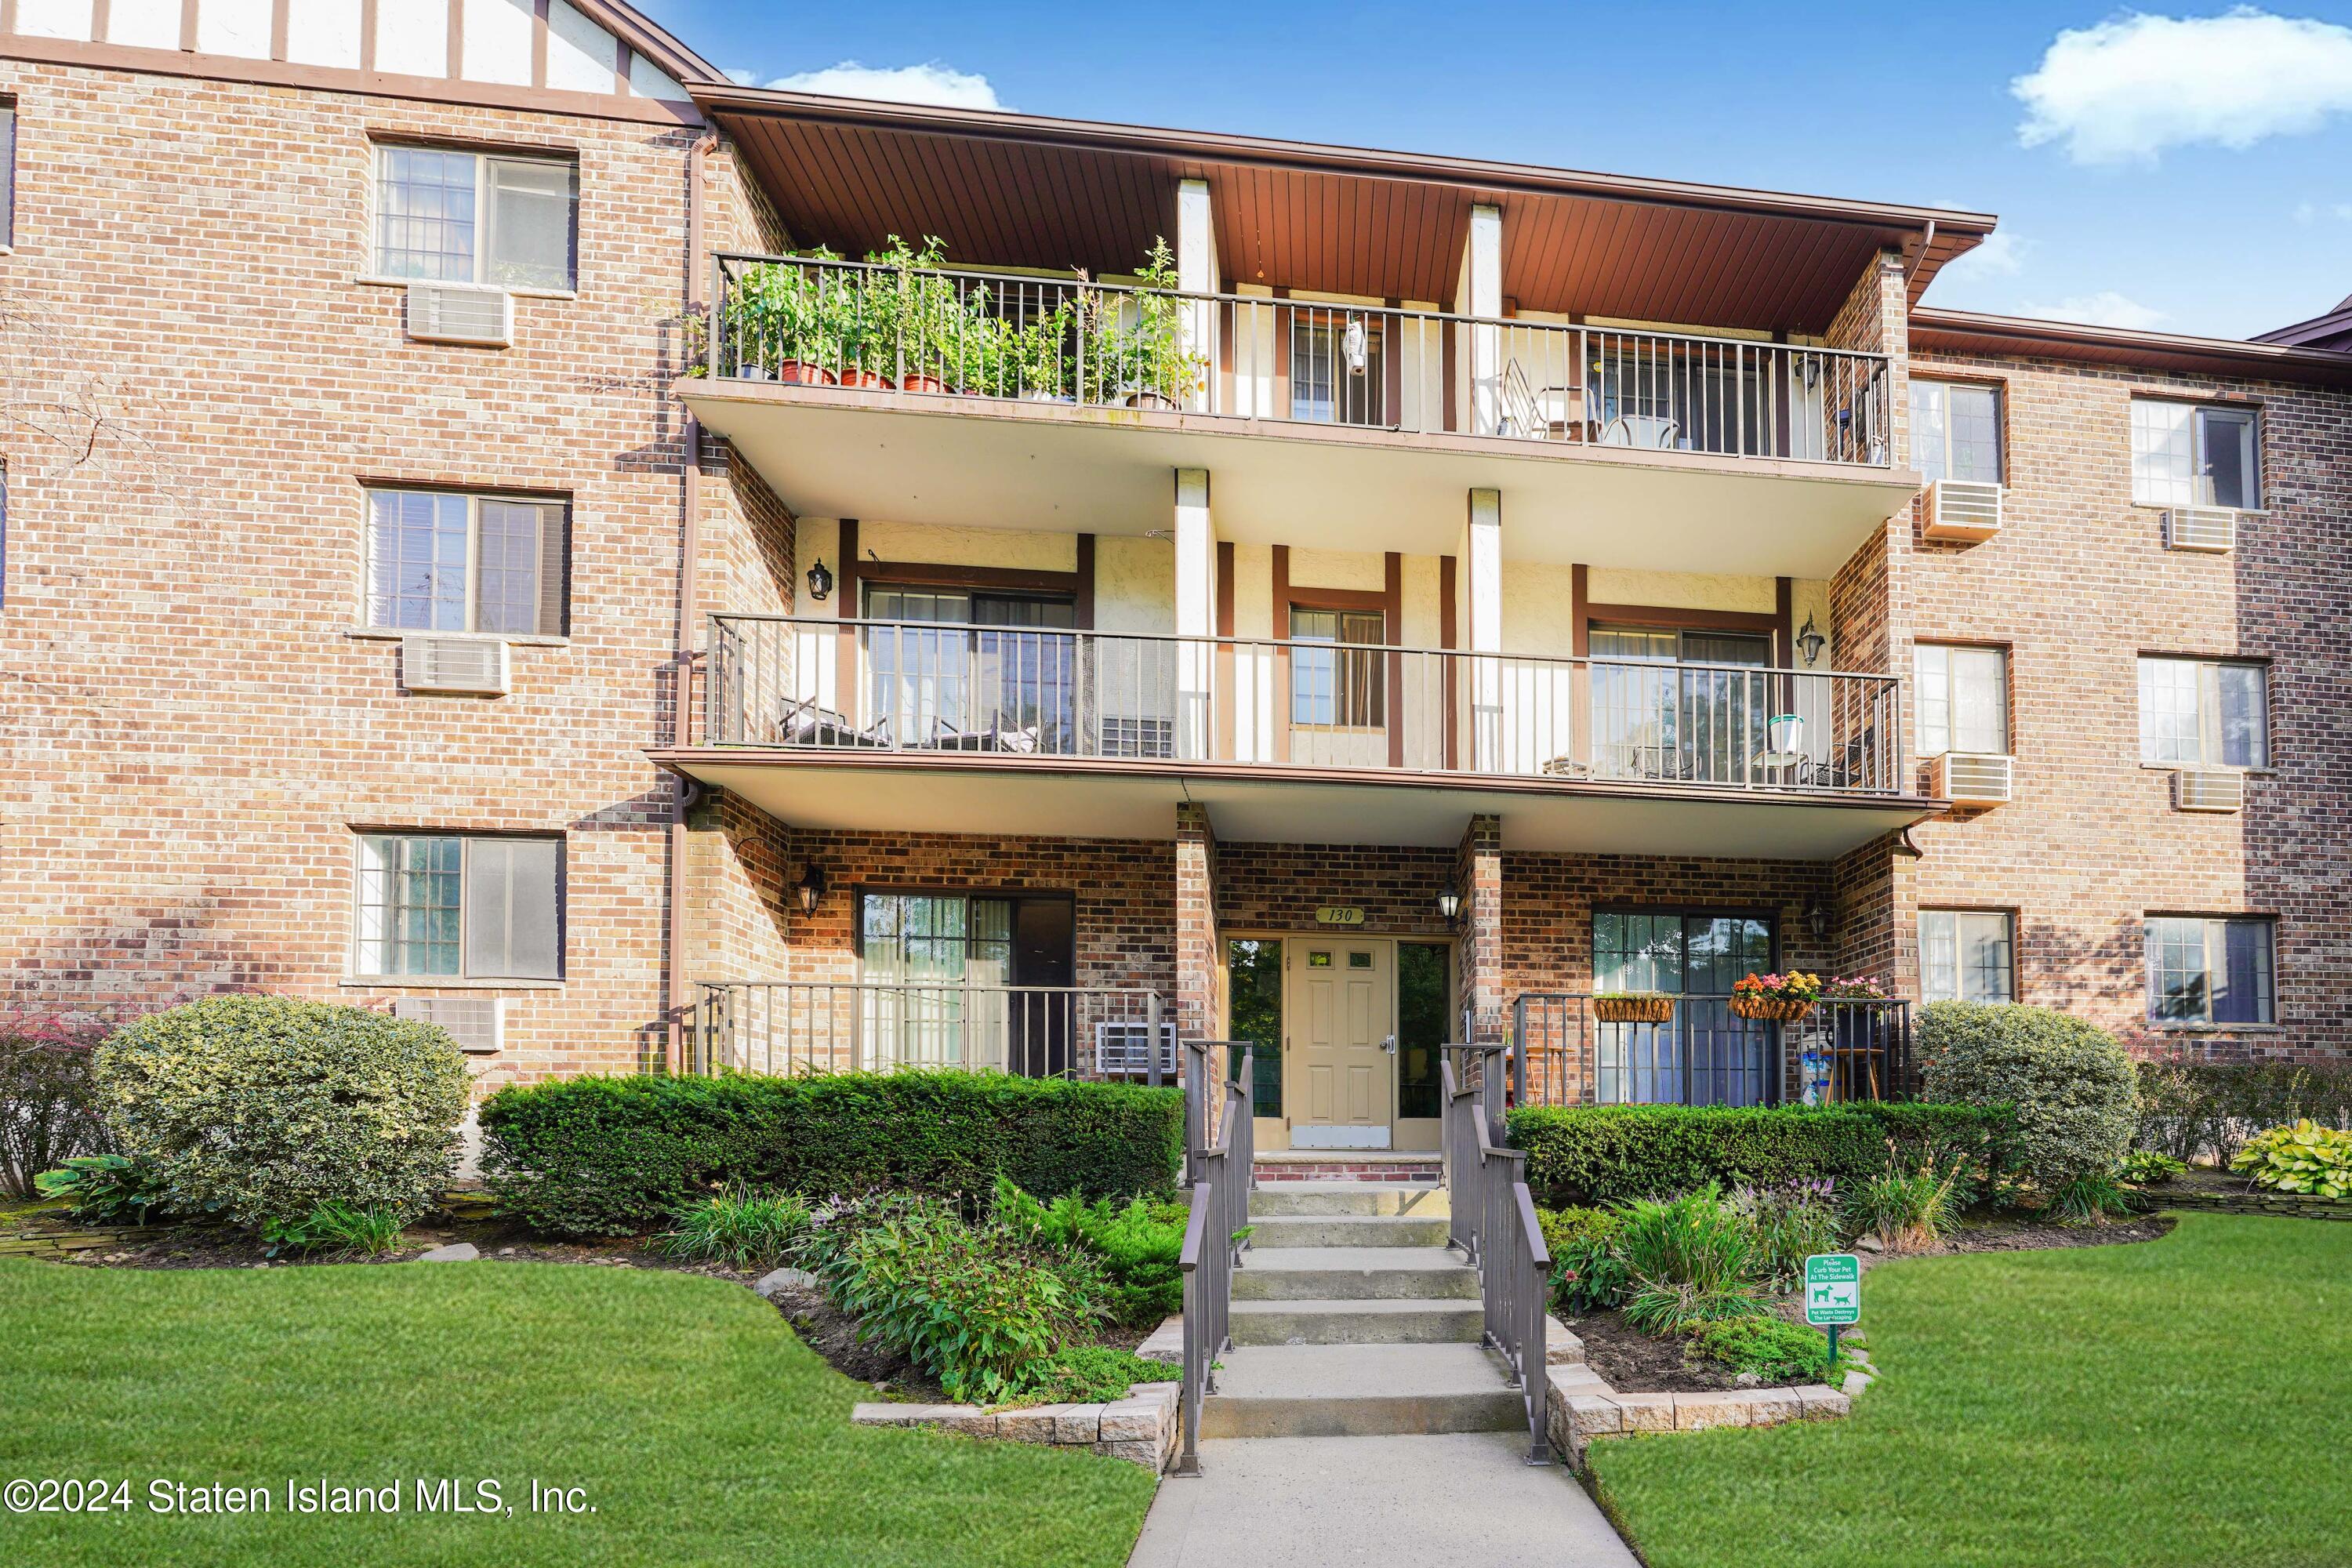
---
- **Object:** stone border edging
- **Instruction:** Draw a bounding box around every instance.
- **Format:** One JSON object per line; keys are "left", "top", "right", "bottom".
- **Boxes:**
{"left": 1548, "top": 1351, "right": 1873, "bottom": 1468}
{"left": 851, "top": 1379, "right": 1181, "bottom": 1470}
{"left": 2144, "top": 1188, "right": 2352, "bottom": 1221}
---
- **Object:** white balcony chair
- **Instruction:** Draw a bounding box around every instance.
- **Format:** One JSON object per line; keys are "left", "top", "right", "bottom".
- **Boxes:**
{"left": 1598, "top": 413, "right": 1681, "bottom": 450}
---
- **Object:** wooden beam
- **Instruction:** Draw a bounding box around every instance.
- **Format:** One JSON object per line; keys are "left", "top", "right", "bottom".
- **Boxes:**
{"left": 531, "top": 0, "right": 549, "bottom": 89}
{"left": 1570, "top": 563, "right": 1590, "bottom": 768}
{"left": 1216, "top": 539, "right": 1235, "bottom": 761}
{"left": 1270, "top": 544, "right": 1290, "bottom": 764}
{"left": 1440, "top": 554, "right": 1457, "bottom": 771}
{"left": 1384, "top": 551, "right": 1403, "bottom": 768}
{"left": 1073, "top": 533, "right": 1095, "bottom": 630}
{"left": 835, "top": 518, "right": 859, "bottom": 719}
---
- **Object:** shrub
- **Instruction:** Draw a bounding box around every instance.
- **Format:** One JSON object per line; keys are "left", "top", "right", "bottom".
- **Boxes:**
{"left": 1021, "top": 1345, "right": 1174, "bottom": 1406}
{"left": 1728, "top": 1178, "right": 1846, "bottom": 1290}
{"left": 33, "top": 1152, "right": 173, "bottom": 1225}
{"left": 1918, "top": 1003, "right": 2134, "bottom": 1196}
{"left": 993, "top": 1178, "right": 1185, "bottom": 1329}
{"left": 2045, "top": 1171, "right": 2134, "bottom": 1225}
{"left": 262, "top": 1200, "right": 408, "bottom": 1258}
{"left": 1540, "top": 1207, "right": 1628, "bottom": 1315}
{"left": 2136, "top": 1056, "right": 2352, "bottom": 1164}
{"left": 2119, "top": 1149, "right": 2187, "bottom": 1185}
{"left": 2, "top": 1022, "right": 109, "bottom": 1200}
{"left": 1691, "top": 1316, "right": 1849, "bottom": 1385}
{"left": 1615, "top": 1185, "right": 1766, "bottom": 1335}
{"left": 91, "top": 996, "right": 468, "bottom": 1229}
{"left": 2231, "top": 1120, "right": 2352, "bottom": 1199}
{"left": 658, "top": 1187, "right": 812, "bottom": 1269}
{"left": 1848, "top": 1155, "right": 1964, "bottom": 1252}
{"left": 481, "top": 1070, "right": 1182, "bottom": 1238}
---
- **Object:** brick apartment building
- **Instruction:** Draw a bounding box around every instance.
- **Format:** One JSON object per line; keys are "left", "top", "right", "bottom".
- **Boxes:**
{"left": 2, "top": 4, "right": 2346, "bottom": 1147}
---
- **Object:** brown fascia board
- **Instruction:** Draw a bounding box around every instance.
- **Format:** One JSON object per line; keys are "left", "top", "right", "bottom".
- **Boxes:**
{"left": 2252, "top": 304, "right": 2352, "bottom": 347}
{"left": 570, "top": 0, "right": 726, "bottom": 85}
{"left": 690, "top": 83, "right": 1998, "bottom": 240}
{"left": 1911, "top": 306, "right": 2352, "bottom": 388}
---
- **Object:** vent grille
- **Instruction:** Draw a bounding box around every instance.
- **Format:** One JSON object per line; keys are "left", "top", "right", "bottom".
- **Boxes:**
{"left": 394, "top": 997, "right": 506, "bottom": 1054}
{"left": 2172, "top": 769, "right": 2245, "bottom": 813}
{"left": 401, "top": 635, "right": 510, "bottom": 695}
{"left": 2164, "top": 507, "right": 2236, "bottom": 553}
{"left": 1094, "top": 1020, "right": 1178, "bottom": 1077}
{"left": 1924, "top": 479, "right": 2003, "bottom": 543}
{"left": 1933, "top": 750, "right": 2014, "bottom": 807}
{"left": 1099, "top": 717, "right": 1176, "bottom": 759}
{"left": 405, "top": 282, "right": 514, "bottom": 347}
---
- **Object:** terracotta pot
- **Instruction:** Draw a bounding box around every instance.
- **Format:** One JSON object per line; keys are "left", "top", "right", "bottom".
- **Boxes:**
{"left": 1594, "top": 996, "right": 1675, "bottom": 1025}
{"left": 1122, "top": 390, "right": 1178, "bottom": 411}
{"left": 840, "top": 368, "right": 894, "bottom": 390}
{"left": 898, "top": 374, "right": 950, "bottom": 394}
{"left": 775, "top": 361, "right": 839, "bottom": 387}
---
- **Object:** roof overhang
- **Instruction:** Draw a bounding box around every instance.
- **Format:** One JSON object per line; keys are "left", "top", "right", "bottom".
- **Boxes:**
{"left": 691, "top": 86, "right": 1991, "bottom": 334}
{"left": 655, "top": 750, "right": 1940, "bottom": 860}
{"left": 1912, "top": 307, "right": 2352, "bottom": 389}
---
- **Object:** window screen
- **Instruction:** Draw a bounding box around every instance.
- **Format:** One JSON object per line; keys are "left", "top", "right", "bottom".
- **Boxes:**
{"left": 1911, "top": 381, "right": 2001, "bottom": 485}
{"left": 2132, "top": 401, "right": 2260, "bottom": 509}
{"left": 376, "top": 145, "right": 576, "bottom": 290}
{"left": 2147, "top": 916, "right": 2274, "bottom": 1025}
{"left": 1290, "top": 607, "right": 1386, "bottom": 727}
{"left": 367, "top": 489, "right": 566, "bottom": 636}
{"left": 1914, "top": 644, "right": 2008, "bottom": 756}
{"left": 355, "top": 834, "right": 561, "bottom": 980}
{"left": 2137, "top": 657, "right": 2267, "bottom": 768}
{"left": 1921, "top": 910, "right": 2015, "bottom": 1004}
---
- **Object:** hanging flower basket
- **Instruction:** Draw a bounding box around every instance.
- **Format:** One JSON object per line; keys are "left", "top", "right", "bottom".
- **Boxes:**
{"left": 1730, "top": 971, "right": 1824, "bottom": 1023}
{"left": 1594, "top": 993, "right": 1675, "bottom": 1024}
{"left": 1730, "top": 994, "right": 1817, "bottom": 1023}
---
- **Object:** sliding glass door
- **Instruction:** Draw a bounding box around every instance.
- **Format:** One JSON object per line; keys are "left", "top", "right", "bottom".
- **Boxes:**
{"left": 1589, "top": 628, "right": 1773, "bottom": 785}
{"left": 864, "top": 587, "right": 1076, "bottom": 750}
{"left": 1593, "top": 909, "right": 1776, "bottom": 1106}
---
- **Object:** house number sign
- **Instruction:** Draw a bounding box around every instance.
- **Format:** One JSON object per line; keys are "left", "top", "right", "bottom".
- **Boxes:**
{"left": 1315, "top": 906, "right": 1367, "bottom": 926}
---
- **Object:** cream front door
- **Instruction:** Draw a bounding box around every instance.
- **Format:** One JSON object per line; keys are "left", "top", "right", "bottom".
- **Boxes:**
{"left": 1287, "top": 938, "right": 1395, "bottom": 1149}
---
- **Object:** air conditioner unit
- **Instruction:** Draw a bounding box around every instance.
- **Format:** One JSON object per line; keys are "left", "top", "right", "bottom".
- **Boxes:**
{"left": 2163, "top": 506, "right": 2236, "bottom": 553}
{"left": 2172, "top": 768, "right": 2245, "bottom": 813}
{"left": 401, "top": 635, "right": 510, "bottom": 695}
{"left": 394, "top": 996, "right": 505, "bottom": 1054}
{"left": 1932, "top": 751, "right": 2013, "bottom": 807}
{"left": 405, "top": 281, "right": 514, "bottom": 347}
{"left": 1094, "top": 1019, "right": 1180, "bottom": 1078}
{"left": 1923, "top": 479, "right": 2004, "bottom": 543}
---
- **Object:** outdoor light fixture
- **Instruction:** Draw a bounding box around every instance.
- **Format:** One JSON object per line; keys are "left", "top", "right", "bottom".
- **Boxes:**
{"left": 1796, "top": 614, "right": 1827, "bottom": 667}
{"left": 1805, "top": 890, "right": 1830, "bottom": 941}
{"left": 805, "top": 557, "right": 835, "bottom": 603}
{"left": 1436, "top": 884, "right": 1463, "bottom": 922}
{"left": 795, "top": 862, "right": 828, "bottom": 916}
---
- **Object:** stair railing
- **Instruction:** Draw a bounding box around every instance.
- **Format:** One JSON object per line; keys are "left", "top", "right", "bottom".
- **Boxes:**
{"left": 1442, "top": 1044, "right": 1553, "bottom": 1465}
{"left": 1175, "top": 1040, "right": 1254, "bottom": 1476}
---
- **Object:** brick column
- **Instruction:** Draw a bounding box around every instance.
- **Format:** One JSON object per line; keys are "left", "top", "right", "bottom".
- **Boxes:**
{"left": 1175, "top": 803, "right": 1219, "bottom": 1044}
{"left": 1455, "top": 813, "right": 1504, "bottom": 1045}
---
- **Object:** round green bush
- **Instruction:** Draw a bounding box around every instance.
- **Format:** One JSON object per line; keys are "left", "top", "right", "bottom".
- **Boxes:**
{"left": 1918, "top": 1002, "right": 2133, "bottom": 1196}
{"left": 94, "top": 996, "right": 469, "bottom": 1229}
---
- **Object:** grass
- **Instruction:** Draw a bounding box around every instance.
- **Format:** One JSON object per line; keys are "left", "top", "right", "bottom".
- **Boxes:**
{"left": 1588, "top": 1214, "right": 2352, "bottom": 1568}
{"left": 0, "top": 1258, "right": 1155, "bottom": 1567}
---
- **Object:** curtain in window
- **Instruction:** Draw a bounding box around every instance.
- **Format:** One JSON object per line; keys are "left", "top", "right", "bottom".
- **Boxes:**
{"left": 1922, "top": 911, "right": 2014, "bottom": 1004}
{"left": 858, "top": 894, "right": 1014, "bottom": 1068}
{"left": 1590, "top": 630, "right": 1769, "bottom": 782}
{"left": 1593, "top": 912, "right": 1773, "bottom": 1105}
{"left": 369, "top": 492, "right": 470, "bottom": 630}
{"left": 1289, "top": 608, "right": 1385, "bottom": 728}
{"left": 866, "top": 589, "right": 1075, "bottom": 749}
{"left": 1915, "top": 644, "right": 2006, "bottom": 756}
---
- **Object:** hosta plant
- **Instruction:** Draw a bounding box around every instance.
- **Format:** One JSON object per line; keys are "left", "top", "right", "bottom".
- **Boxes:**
{"left": 2118, "top": 1149, "right": 2187, "bottom": 1185}
{"left": 2231, "top": 1120, "right": 2352, "bottom": 1198}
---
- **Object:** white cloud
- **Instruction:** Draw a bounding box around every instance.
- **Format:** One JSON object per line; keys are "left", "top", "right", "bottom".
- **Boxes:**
{"left": 767, "top": 61, "right": 1003, "bottom": 111}
{"left": 1937, "top": 229, "right": 2028, "bottom": 285}
{"left": 2019, "top": 291, "right": 2172, "bottom": 330}
{"left": 2013, "top": 8, "right": 2352, "bottom": 164}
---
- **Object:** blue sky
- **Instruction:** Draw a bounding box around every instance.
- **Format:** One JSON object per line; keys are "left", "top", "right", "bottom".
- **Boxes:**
{"left": 637, "top": 2, "right": 2352, "bottom": 339}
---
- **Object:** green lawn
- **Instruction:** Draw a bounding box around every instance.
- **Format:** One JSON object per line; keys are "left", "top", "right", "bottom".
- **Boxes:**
{"left": 1590, "top": 1213, "right": 2351, "bottom": 1568}
{"left": 0, "top": 1258, "right": 1155, "bottom": 1567}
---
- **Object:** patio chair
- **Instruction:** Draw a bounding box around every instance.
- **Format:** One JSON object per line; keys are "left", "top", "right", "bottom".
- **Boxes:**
{"left": 1598, "top": 413, "right": 1681, "bottom": 450}
{"left": 1501, "top": 359, "right": 1585, "bottom": 441}
{"left": 925, "top": 714, "right": 1042, "bottom": 753}
{"left": 772, "top": 695, "right": 891, "bottom": 748}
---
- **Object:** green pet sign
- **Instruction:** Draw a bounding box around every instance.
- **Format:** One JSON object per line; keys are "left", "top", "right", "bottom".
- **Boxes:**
{"left": 1805, "top": 1253, "right": 1861, "bottom": 1369}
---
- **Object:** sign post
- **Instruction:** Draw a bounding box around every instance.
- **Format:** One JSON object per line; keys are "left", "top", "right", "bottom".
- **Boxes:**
{"left": 1803, "top": 1252, "right": 1861, "bottom": 1369}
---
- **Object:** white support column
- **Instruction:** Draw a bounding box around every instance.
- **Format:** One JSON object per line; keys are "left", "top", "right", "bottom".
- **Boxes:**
{"left": 1174, "top": 469, "right": 1218, "bottom": 758}
{"left": 1178, "top": 180, "right": 1219, "bottom": 413}
{"left": 1462, "top": 488, "right": 1503, "bottom": 771}
{"left": 1465, "top": 205, "right": 1503, "bottom": 436}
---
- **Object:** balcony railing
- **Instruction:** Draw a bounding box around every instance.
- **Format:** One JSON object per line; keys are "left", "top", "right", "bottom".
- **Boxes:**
{"left": 702, "top": 614, "right": 1906, "bottom": 797}
{"left": 709, "top": 252, "right": 1891, "bottom": 466}
{"left": 692, "top": 980, "right": 1169, "bottom": 1080}
{"left": 1509, "top": 993, "right": 1915, "bottom": 1108}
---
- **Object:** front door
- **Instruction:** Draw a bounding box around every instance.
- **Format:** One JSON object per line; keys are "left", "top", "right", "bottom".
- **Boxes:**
{"left": 1287, "top": 938, "right": 1395, "bottom": 1148}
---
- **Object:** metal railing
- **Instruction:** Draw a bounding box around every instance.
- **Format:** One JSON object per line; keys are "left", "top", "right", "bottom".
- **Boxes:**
{"left": 1509, "top": 993, "right": 1915, "bottom": 1108}
{"left": 711, "top": 252, "right": 1892, "bottom": 466}
{"left": 1176, "top": 1040, "right": 1254, "bottom": 1477}
{"left": 704, "top": 614, "right": 1906, "bottom": 797}
{"left": 691, "top": 981, "right": 1167, "bottom": 1080}
{"left": 1443, "top": 1045, "right": 1551, "bottom": 1465}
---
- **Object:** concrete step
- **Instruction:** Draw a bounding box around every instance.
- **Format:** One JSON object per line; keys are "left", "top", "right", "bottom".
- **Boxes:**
{"left": 1254, "top": 1154, "right": 1444, "bottom": 1185}
{"left": 1234, "top": 1247, "right": 1479, "bottom": 1301}
{"left": 1247, "top": 1182, "right": 1450, "bottom": 1219}
{"left": 1198, "top": 1344, "right": 1530, "bottom": 1439}
{"left": 1229, "top": 1297, "right": 1484, "bottom": 1345}
{"left": 1246, "top": 1214, "right": 1451, "bottom": 1249}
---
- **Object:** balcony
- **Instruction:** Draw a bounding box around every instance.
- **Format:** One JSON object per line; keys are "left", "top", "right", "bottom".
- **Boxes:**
{"left": 656, "top": 615, "right": 1938, "bottom": 858}
{"left": 680, "top": 255, "right": 1922, "bottom": 579}
{"left": 692, "top": 981, "right": 1169, "bottom": 1080}
{"left": 1510, "top": 993, "right": 1914, "bottom": 1107}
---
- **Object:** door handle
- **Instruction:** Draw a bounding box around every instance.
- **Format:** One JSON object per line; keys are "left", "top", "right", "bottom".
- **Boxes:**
{"left": 1381, "top": 1034, "right": 1397, "bottom": 1054}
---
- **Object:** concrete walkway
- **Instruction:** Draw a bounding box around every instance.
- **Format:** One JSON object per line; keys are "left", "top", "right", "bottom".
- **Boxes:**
{"left": 1127, "top": 1432, "right": 1641, "bottom": 1568}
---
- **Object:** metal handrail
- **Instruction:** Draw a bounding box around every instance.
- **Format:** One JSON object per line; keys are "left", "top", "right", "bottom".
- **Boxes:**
{"left": 1443, "top": 1045, "right": 1551, "bottom": 1465}
{"left": 709, "top": 250, "right": 1892, "bottom": 466}
{"left": 702, "top": 612, "right": 1907, "bottom": 797}
{"left": 691, "top": 980, "right": 1167, "bottom": 1081}
{"left": 1509, "top": 992, "right": 1915, "bottom": 1108}
{"left": 1175, "top": 1040, "right": 1254, "bottom": 1477}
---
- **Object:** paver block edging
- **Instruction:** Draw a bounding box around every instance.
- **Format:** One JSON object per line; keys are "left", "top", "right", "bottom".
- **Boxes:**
{"left": 851, "top": 1376, "right": 1181, "bottom": 1472}
{"left": 1546, "top": 1359, "right": 1865, "bottom": 1468}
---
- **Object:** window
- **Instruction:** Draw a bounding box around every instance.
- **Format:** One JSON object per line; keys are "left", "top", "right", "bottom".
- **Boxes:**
{"left": 2131, "top": 400, "right": 2259, "bottom": 510}
{"left": 862, "top": 586, "right": 1076, "bottom": 750}
{"left": 0, "top": 103, "right": 16, "bottom": 250}
{"left": 375, "top": 145, "right": 577, "bottom": 292}
{"left": 366, "top": 489, "right": 566, "bottom": 636}
{"left": 1290, "top": 310, "right": 1384, "bottom": 425}
{"left": 1290, "top": 606, "right": 1385, "bottom": 727}
{"left": 1913, "top": 644, "right": 2008, "bottom": 756}
{"left": 2147, "top": 916, "right": 2274, "bottom": 1025}
{"left": 1592, "top": 910, "right": 1776, "bottom": 1107}
{"left": 1921, "top": 910, "right": 2015, "bottom": 1004}
{"left": 354, "top": 834, "right": 561, "bottom": 980}
{"left": 1227, "top": 938, "right": 1283, "bottom": 1116}
{"left": 2136, "top": 656, "right": 2267, "bottom": 768}
{"left": 1911, "top": 380, "right": 2002, "bottom": 485}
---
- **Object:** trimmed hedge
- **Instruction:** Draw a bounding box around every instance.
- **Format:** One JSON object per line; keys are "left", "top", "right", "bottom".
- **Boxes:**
{"left": 1506, "top": 1102, "right": 2005, "bottom": 1210}
{"left": 1919, "top": 1002, "right": 2133, "bottom": 1194}
{"left": 480, "top": 1070, "right": 1185, "bottom": 1237}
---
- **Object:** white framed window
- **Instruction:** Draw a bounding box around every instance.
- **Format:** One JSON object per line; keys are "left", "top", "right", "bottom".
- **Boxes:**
{"left": 375, "top": 144, "right": 577, "bottom": 292}
{"left": 2147, "top": 915, "right": 2274, "bottom": 1025}
{"left": 1911, "top": 380, "right": 2002, "bottom": 485}
{"left": 354, "top": 833, "right": 561, "bottom": 981}
{"left": 365, "top": 488, "right": 567, "bottom": 637}
{"left": 0, "top": 103, "right": 17, "bottom": 250}
{"left": 2131, "top": 400, "right": 2259, "bottom": 510}
{"left": 1913, "top": 643, "right": 2008, "bottom": 757}
{"left": 1921, "top": 910, "right": 2015, "bottom": 1004}
{"left": 2137, "top": 657, "right": 2267, "bottom": 768}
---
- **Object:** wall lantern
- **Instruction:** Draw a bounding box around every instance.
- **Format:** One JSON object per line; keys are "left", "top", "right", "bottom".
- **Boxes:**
{"left": 806, "top": 557, "right": 835, "bottom": 603}
{"left": 1805, "top": 889, "right": 1831, "bottom": 942}
{"left": 795, "top": 862, "right": 828, "bottom": 916}
{"left": 1795, "top": 615, "right": 1827, "bottom": 668}
{"left": 1436, "top": 884, "right": 1463, "bottom": 922}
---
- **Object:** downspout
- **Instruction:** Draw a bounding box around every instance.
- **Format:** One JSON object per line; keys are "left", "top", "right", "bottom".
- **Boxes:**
{"left": 666, "top": 129, "right": 721, "bottom": 1073}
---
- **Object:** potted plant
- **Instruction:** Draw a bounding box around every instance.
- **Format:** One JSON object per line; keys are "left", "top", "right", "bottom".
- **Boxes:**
{"left": 1766, "top": 713, "right": 1806, "bottom": 756}
{"left": 1008, "top": 299, "right": 1076, "bottom": 401}
{"left": 1730, "top": 971, "right": 1824, "bottom": 1022}
{"left": 1593, "top": 991, "right": 1674, "bottom": 1024}
{"left": 726, "top": 247, "right": 847, "bottom": 385}
{"left": 1109, "top": 239, "right": 1203, "bottom": 410}
{"left": 1822, "top": 975, "right": 1889, "bottom": 1001}
{"left": 856, "top": 234, "right": 957, "bottom": 391}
